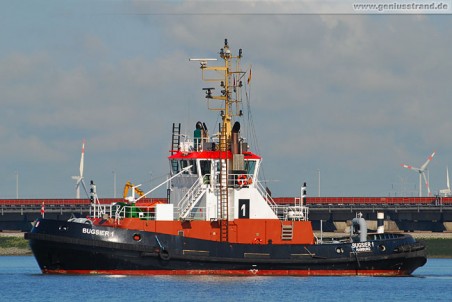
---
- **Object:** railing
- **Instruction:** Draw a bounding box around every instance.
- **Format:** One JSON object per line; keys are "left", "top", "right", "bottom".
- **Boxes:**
{"left": 304, "top": 196, "right": 443, "bottom": 205}
{"left": 266, "top": 205, "right": 309, "bottom": 221}
{"left": 0, "top": 198, "right": 162, "bottom": 206}
{"left": 177, "top": 180, "right": 205, "bottom": 219}
{"left": 2, "top": 197, "right": 451, "bottom": 206}
{"left": 180, "top": 138, "right": 217, "bottom": 153}
{"left": 90, "top": 204, "right": 115, "bottom": 219}
{"left": 113, "top": 205, "right": 156, "bottom": 221}
{"left": 252, "top": 184, "right": 309, "bottom": 221}
{"left": 175, "top": 206, "right": 206, "bottom": 221}
{"left": 272, "top": 196, "right": 450, "bottom": 206}
{"left": 0, "top": 199, "right": 91, "bottom": 205}
{"left": 90, "top": 203, "right": 156, "bottom": 222}
{"left": 283, "top": 205, "right": 309, "bottom": 221}
{"left": 254, "top": 179, "right": 278, "bottom": 210}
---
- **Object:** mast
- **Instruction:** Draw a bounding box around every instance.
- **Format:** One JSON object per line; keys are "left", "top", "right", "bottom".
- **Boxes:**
{"left": 190, "top": 39, "right": 244, "bottom": 241}
{"left": 190, "top": 38, "right": 244, "bottom": 150}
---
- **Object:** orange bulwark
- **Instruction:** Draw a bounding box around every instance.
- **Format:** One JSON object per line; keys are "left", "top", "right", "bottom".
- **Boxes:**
{"left": 104, "top": 219, "right": 315, "bottom": 245}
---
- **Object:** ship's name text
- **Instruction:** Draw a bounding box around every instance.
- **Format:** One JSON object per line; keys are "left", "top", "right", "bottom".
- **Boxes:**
{"left": 351, "top": 241, "right": 373, "bottom": 252}
{"left": 82, "top": 228, "right": 112, "bottom": 237}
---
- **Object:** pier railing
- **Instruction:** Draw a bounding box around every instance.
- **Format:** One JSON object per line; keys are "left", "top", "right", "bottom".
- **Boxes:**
{"left": 273, "top": 196, "right": 450, "bottom": 206}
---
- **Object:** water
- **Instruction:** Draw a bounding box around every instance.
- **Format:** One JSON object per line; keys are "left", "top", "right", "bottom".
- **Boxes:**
{"left": 1, "top": 257, "right": 451, "bottom": 302}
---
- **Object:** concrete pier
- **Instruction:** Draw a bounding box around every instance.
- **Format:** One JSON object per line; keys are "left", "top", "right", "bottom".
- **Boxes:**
{"left": 1, "top": 202, "right": 452, "bottom": 232}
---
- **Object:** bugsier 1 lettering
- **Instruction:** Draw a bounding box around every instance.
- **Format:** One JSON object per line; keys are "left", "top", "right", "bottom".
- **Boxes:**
{"left": 82, "top": 227, "right": 112, "bottom": 237}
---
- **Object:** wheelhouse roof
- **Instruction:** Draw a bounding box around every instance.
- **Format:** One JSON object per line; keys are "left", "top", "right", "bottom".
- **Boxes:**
{"left": 168, "top": 150, "right": 261, "bottom": 160}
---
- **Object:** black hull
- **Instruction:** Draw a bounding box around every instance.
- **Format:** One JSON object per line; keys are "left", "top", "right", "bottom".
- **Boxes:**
{"left": 25, "top": 219, "right": 427, "bottom": 276}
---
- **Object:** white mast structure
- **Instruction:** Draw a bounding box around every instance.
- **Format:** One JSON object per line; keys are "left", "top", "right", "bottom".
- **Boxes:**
{"left": 72, "top": 140, "right": 87, "bottom": 199}
{"left": 439, "top": 166, "right": 451, "bottom": 197}
{"left": 401, "top": 151, "right": 436, "bottom": 197}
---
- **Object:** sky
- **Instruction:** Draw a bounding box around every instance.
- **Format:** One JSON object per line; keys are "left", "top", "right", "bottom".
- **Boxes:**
{"left": 1, "top": 1, "right": 451, "bottom": 199}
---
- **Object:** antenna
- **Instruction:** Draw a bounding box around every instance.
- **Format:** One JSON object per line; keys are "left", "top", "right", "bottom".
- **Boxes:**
{"left": 401, "top": 151, "right": 436, "bottom": 197}
{"left": 189, "top": 58, "right": 217, "bottom": 68}
{"left": 189, "top": 58, "right": 218, "bottom": 61}
{"left": 190, "top": 39, "right": 244, "bottom": 144}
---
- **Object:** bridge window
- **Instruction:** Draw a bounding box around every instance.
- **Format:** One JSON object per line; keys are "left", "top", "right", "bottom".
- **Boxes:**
{"left": 200, "top": 160, "right": 211, "bottom": 176}
{"left": 245, "top": 160, "right": 256, "bottom": 176}
{"left": 180, "top": 160, "right": 197, "bottom": 174}
{"left": 171, "top": 160, "right": 179, "bottom": 174}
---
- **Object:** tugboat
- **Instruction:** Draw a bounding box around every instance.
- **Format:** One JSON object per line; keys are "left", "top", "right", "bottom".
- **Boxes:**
{"left": 25, "top": 39, "right": 427, "bottom": 276}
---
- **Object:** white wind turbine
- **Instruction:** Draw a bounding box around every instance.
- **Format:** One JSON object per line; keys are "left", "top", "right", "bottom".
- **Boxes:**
{"left": 71, "top": 140, "right": 88, "bottom": 199}
{"left": 439, "top": 166, "right": 451, "bottom": 197}
{"left": 401, "top": 151, "right": 436, "bottom": 197}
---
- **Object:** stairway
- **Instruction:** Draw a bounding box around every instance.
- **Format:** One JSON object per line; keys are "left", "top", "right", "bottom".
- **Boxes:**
{"left": 178, "top": 182, "right": 205, "bottom": 219}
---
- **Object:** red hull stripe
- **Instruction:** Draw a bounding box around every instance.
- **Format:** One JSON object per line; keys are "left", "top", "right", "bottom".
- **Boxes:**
{"left": 43, "top": 269, "right": 409, "bottom": 276}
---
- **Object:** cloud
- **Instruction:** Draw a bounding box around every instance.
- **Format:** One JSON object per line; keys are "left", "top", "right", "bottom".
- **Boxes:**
{"left": 1, "top": 1, "right": 451, "bottom": 198}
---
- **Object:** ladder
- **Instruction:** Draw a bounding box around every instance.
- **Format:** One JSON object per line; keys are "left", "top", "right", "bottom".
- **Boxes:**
{"left": 218, "top": 128, "right": 229, "bottom": 242}
{"left": 219, "top": 159, "right": 228, "bottom": 242}
{"left": 170, "top": 123, "right": 181, "bottom": 173}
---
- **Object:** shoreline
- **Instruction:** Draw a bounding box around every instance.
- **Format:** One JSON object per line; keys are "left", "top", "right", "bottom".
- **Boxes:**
{"left": 0, "top": 248, "right": 32, "bottom": 256}
{"left": 0, "top": 232, "right": 31, "bottom": 256}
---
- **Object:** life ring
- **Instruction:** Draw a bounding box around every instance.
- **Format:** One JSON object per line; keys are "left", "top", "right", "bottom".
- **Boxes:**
{"left": 159, "top": 249, "right": 170, "bottom": 261}
{"left": 253, "top": 237, "right": 263, "bottom": 244}
{"left": 237, "top": 175, "right": 248, "bottom": 187}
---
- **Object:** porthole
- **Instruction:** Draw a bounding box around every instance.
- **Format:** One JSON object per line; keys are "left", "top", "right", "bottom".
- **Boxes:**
{"left": 336, "top": 247, "right": 344, "bottom": 254}
{"left": 133, "top": 233, "right": 142, "bottom": 241}
{"left": 379, "top": 244, "right": 386, "bottom": 252}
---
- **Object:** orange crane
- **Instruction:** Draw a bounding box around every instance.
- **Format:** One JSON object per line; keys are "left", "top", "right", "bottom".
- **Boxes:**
{"left": 123, "top": 181, "right": 145, "bottom": 201}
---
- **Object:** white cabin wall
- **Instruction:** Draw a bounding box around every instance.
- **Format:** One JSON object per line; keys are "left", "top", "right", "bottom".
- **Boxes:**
{"left": 232, "top": 188, "right": 278, "bottom": 219}
{"left": 205, "top": 190, "right": 218, "bottom": 220}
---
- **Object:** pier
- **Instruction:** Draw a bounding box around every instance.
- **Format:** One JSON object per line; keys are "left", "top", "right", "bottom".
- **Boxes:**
{"left": 1, "top": 198, "right": 452, "bottom": 232}
{"left": 307, "top": 204, "right": 452, "bottom": 232}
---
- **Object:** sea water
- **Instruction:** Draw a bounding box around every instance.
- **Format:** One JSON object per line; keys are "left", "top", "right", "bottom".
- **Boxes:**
{"left": 0, "top": 256, "right": 451, "bottom": 302}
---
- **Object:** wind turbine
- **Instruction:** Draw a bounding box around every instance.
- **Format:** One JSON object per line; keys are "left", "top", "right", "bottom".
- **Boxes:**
{"left": 401, "top": 151, "right": 436, "bottom": 197}
{"left": 71, "top": 140, "right": 88, "bottom": 199}
{"left": 439, "top": 166, "right": 451, "bottom": 197}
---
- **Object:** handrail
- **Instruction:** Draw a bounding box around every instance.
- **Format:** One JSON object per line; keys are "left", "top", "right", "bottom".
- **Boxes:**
{"left": 305, "top": 196, "right": 442, "bottom": 205}
{"left": 255, "top": 180, "right": 278, "bottom": 208}
{"left": 90, "top": 204, "right": 115, "bottom": 219}
{"left": 178, "top": 180, "right": 205, "bottom": 219}
{"left": 90, "top": 203, "right": 158, "bottom": 221}
{"left": 253, "top": 181, "right": 309, "bottom": 221}
{"left": 177, "top": 206, "right": 206, "bottom": 221}
{"left": 283, "top": 205, "right": 309, "bottom": 221}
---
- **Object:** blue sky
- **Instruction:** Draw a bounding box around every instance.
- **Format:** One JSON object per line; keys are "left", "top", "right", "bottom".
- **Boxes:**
{"left": 1, "top": 1, "right": 451, "bottom": 199}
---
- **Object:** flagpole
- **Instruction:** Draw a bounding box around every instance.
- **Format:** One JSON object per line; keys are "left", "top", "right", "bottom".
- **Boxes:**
{"left": 41, "top": 202, "right": 45, "bottom": 218}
